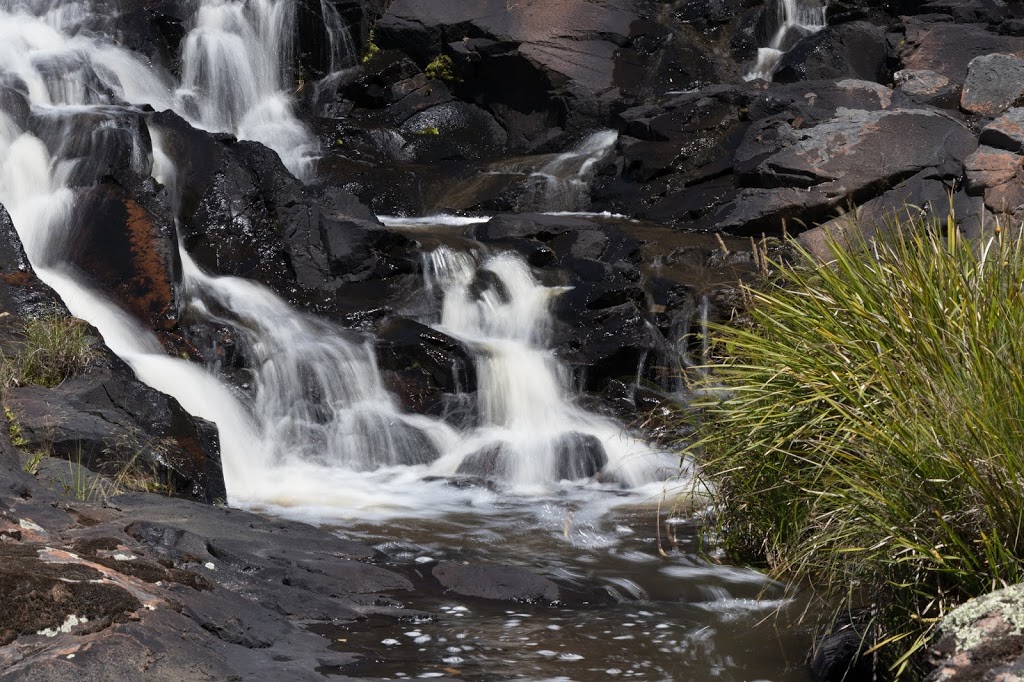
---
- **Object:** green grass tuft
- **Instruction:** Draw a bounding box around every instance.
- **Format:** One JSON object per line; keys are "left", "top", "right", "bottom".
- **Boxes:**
{"left": 687, "top": 217, "right": 1024, "bottom": 677}
{"left": 1, "top": 310, "right": 96, "bottom": 390}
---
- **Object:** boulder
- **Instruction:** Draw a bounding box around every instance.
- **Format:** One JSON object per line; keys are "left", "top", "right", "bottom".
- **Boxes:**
{"left": 893, "top": 69, "right": 961, "bottom": 109}
{"left": 3, "top": 367, "right": 224, "bottom": 502}
{"left": 774, "top": 21, "right": 891, "bottom": 84}
{"left": 0, "top": 204, "right": 63, "bottom": 317}
{"left": 961, "top": 53, "right": 1024, "bottom": 117}
{"left": 722, "top": 108, "right": 976, "bottom": 234}
{"left": 980, "top": 107, "right": 1024, "bottom": 151}
{"left": 901, "top": 19, "right": 1024, "bottom": 84}
{"left": 432, "top": 561, "right": 559, "bottom": 602}
{"left": 924, "top": 583, "right": 1024, "bottom": 682}
{"left": 553, "top": 432, "right": 607, "bottom": 480}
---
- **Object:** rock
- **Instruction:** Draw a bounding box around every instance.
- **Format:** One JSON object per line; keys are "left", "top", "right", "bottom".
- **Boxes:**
{"left": 901, "top": 19, "right": 1024, "bottom": 84}
{"left": 924, "top": 583, "right": 1024, "bottom": 682}
{"left": 964, "top": 145, "right": 1022, "bottom": 193}
{"left": 893, "top": 69, "right": 962, "bottom": 109}
{"left": 724, "top": 108, "right": 977, "bottom": 234}
{"left": 553, "top": 432, "right": 607, "bottom": 480}
{"left": 961, "top": 53, "right": 1024, "bottom": 116}
{"left": 774, "top": 22, "right": 891, "bottom": 84}
{"left": 67, "top": 179, "right": 181, "bottom": 334}
{"left": 0, "top": 204, "right": 63, "bottom": 317}
{"left": 432, "top": 561, "right": 559, "bottom": 602}
{"left": 374, "top": 0, "right": 635, "bottom": 145}
{"left": 981, "top": 107, "right": 1024, "bottom": 151}
{"left": 455, "top": 444, "right": 511, "bottom": 479}
{"left": 3, "top": 367, "right": 224, "bottom": 503}
{"left": 375, "top": 317, "right": 477, "bottom": 411}
{"left": 809, "top": 622, "right": 873, "bottom": 682}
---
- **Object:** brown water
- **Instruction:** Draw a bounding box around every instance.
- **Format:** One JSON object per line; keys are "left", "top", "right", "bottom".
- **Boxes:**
{"left": 318, "top": 496, "right": 813, "bottom": 682}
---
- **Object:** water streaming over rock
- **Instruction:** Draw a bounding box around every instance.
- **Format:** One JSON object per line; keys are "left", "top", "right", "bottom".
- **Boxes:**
{"left": 744, "top": 0, "right": 828, "bottom": 82}
{"left": 424, "top": 245, "right": 677, "bottom": 490}
{"left": 318, "top": 0, "right": 358, "bottom": 73}
{"left": 0, "top": 1, "right": 677, "bottom": 519}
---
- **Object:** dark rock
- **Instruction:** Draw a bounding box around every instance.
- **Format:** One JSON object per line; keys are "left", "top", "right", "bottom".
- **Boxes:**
{"left": 0, "top": 544, "right": 140, "bottom": 647}
{"left": 775, "top": 22, "right": 891, "bottom": 84}
{"left": 725, "top": 108, "right": 976, "bottom": 234}
{"left": 980, "top": 107, "right": 1024, "bottom": 151}
{"left": 893, "top": 69, "right": 962, "bottom": 109}
{"left": 901, "top": 19, "right": 1024, "bottom": 83}
{"left": 809, "top": 622, "right": 873, "bottom": 682}
{"left": 553, "top": 432, "right": 607, "bottom": 480}
{"left": 455, "top": 444, "right": 511, "bottom": 479}
{"left": 432, "top": 561, "right": 559, "bottom": 602}
{"left": 3, "top": 367, "right": 224, "bottom": 503}
{"left": 67, "top": 179, "right": 181, "bottom": 334}
{"left": 376, "top": 316, "right": 476, "bottom": 399}
{"left": 0, "top": 204, "right": 63, "bottom": 317}
{"left": 961, "top": 53, "right": 1024, "bottom": 117}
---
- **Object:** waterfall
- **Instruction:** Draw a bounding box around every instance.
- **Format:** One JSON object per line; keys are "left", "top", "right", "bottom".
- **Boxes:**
{"left": 0, "top": 0, "right": 315, "bottom": 179}
{"left": 0, "top": 1, "right": 675, "bottom": 518}
{"left": 424, "top": 246, "right": 676, "bottom": 489}
{"left": 744, "top": 0, "right": 827, "bottom": 82}
{"left": 483, "top": 130, "right": 618, "bottom": 213}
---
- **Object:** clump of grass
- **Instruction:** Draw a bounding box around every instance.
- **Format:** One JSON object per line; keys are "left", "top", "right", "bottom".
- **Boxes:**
{"left": 1, "top": 310, "right": 96, "bottom": 389}
{"left": 687, "top": 217, "right": 1024, "bottom": 677}
{"left": 425, "top": 54, "right": 460, "bottom": 82}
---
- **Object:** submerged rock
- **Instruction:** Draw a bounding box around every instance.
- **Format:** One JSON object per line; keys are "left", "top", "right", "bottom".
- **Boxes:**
{"left": 432, "top": 561, "right": 560, "bottom": 602}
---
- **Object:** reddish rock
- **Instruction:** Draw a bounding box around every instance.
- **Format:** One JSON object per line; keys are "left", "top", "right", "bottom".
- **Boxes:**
{"left": 901, "top": 20, "right": 1024, "bottom": 83}
{"left": 981, "top": 108, "right": 1024, "bottom": 152}
{"left": 69, "top": 183, "right": 180, "bottom": 333}
{"left": 964, "top": 146, "right": 1022, "bottom": 193}
{"left": 961, "top": 53, "right": 1024, "bottom": 116}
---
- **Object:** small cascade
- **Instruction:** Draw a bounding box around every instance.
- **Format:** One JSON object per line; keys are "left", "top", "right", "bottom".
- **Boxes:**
{"left": 178, "top": 0, "right": 316, "bottom": 179}
{"left": 179, "top": 251, "right": 456, "bottom": 473}
{"left": 425, "top": 246, "right": 676, "bottom": 489}
{"left": 319, "top": 0, "right": 358, "bottom": 73}
{"left": 0, "top": 0, "right": 315, "bottom": 179}
{"left": 524, "top": 130, "right": 618, "bottom": 211}
{"left": 744, "top": 0, "right": 827, "bottom": 82}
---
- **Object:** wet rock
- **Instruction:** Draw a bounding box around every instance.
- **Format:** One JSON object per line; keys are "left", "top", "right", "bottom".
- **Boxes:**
{"left": 376, "top": 317, "right": 477, "bottom": 408}
{"left": 774, "top": 22, "right": 891, "bottom": 84}
{"left": 456, "top": 445, "right": 511, "bottom": 479}
{"left": 961, "top": 53, "right": 1024, "bottom": 117}
{"left": 68, "top": 179, "right": 181, "bottom": 334}
{"left": 3, "top": 367, "right": 224, "bottom": 503}
{"left": 809, "top": 621, "right": 873, "bottom": 682}
{"left": 553, "top": 432, "right": 607, "bottom": 480}
{"left": 432, "top": 561, "right": 560, "bottom": 602}
{"left": 0, "top": 204, "right": 63, "bottom": 317}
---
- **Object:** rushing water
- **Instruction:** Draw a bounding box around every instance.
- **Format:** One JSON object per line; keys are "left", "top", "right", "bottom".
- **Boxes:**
{"left": 744, "top": 0, "right": 828, "bottom": 82}
{"left": 0, "top": 1, "right": 813, "bottom": 678}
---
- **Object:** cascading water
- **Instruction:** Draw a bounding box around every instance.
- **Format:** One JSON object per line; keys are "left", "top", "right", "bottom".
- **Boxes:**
{"left": 481, "top": 130, "right": 618, "bottom": 213}
{"left": 318, "top": 0, "right": 358, "bottom": 73}
{"left": 424, "top": 246, "right": 678, "bottom": 490}
{"left": 744, "top": 0, "right": 827, "bottom": 82}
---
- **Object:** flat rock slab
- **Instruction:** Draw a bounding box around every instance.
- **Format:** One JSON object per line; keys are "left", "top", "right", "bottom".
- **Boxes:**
{"left": 901, "top": 20, "right": 1024, "bottom": 83}
{"left": 433, "top": 562, "right": 560, "bottom": 602}
{"left": 961, "top": 53, "right": 1024, "bottom": 117}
